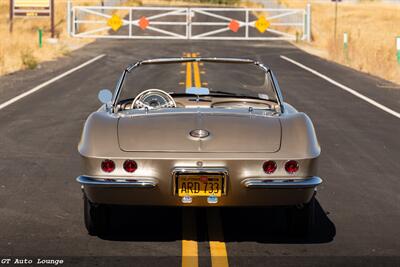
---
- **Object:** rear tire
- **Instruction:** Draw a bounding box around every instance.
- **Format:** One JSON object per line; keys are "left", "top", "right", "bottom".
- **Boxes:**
{"left": 84, "top": 195, "right": 108, "bottom": 236}
{"left": 287, "top": 193, "right": 316, "bottom": 238}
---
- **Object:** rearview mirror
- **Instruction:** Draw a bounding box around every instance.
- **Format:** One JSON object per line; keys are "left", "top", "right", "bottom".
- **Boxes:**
{"left": 186, "top": 87, "right": 210, "bottom": 95}
{"left": 98, "top": 89, "right": 112, "bottom": 104}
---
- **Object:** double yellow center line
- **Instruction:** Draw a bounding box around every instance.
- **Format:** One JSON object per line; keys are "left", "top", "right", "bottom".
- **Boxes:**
{"left": 181, "top": 52, "right": 229, "bottom": 267}
{"left": 184, "top": 52, "right": 203, "bottom": 90}
{"left": 181, "top": 209, "right": 229, "bottom": 267}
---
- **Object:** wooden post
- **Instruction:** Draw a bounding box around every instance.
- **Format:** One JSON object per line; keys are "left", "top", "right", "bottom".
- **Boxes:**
{"left": 9, "top": 0, "right": 13, "bottom": 33}
{"left": 50, "top": 0, "right": 55, "bottom": 38}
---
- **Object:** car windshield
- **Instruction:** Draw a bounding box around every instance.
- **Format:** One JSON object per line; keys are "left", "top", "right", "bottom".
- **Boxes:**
{"left": 118, "top": 59, "right": 279, "bottom": 104}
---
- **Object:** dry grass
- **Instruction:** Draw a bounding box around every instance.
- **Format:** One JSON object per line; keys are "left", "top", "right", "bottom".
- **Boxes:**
{"left": 0, "top": 1, "right": 118, "bottom": 75}
{"left": 0, "top": 1, "right": 111, "bottom": 75}
{"left": 279, "top": 0, "right": 400, "bottom": 85}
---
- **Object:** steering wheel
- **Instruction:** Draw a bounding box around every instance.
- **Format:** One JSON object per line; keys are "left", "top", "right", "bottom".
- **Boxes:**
{"left": 131, "top": 89, "right": 176, "bottom": 110}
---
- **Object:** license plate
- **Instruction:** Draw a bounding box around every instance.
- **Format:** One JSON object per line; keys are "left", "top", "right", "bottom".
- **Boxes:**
{"left": 177, "top": 174, "right": 223, "bottom": 197}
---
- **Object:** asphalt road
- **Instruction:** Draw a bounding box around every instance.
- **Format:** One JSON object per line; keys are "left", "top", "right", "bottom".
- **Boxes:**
{"left": 1, "top": 11, "right": 400, "bottom": 267}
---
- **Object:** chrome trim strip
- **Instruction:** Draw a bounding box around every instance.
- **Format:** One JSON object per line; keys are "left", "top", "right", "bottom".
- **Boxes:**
{"left": 76, "top": 175, "right": 158, "bottom": 188}
{"left": 267, "top": 69, "right": 285, "bottom": 113}
{"left": 241, "top": 176, "right": 322, "bottom": 189}
{"left": 171, "top": 167, "right": 229, "bottom": 196}
{"left": 141, "top": 58, "right": 256, "bottom": 65}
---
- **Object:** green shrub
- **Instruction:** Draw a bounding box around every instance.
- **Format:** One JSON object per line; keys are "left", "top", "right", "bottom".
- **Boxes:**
{"left": 21, "top": 50, "right": 38, "bottom": 70}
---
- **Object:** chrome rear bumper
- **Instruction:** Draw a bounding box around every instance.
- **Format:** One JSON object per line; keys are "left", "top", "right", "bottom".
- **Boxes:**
{"left": 241, "top": 176, "right": 322, "bottom": 189}
{"left": 77, "top": 175, "right": 321, "bottom": 206}
{"left": 76, "top": 175, "right": 158, "bottom": 188}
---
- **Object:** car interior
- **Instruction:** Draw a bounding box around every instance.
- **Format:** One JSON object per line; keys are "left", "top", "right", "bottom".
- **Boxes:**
{"left": 116, "top": 88, "right": 278, "bottom": 111}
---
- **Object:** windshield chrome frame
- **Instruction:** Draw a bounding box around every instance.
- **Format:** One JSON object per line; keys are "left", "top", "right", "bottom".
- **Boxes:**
{"left": 111, "top": 57, "right": 284, "bottom": 113}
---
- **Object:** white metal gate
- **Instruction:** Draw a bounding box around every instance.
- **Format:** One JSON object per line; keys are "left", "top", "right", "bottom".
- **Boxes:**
{"left": 69, "top": 6, "right": 189, "bottom": 39}
{"left": 189, "top": 7, "right": 306, "bottom": 40}
{"left": 67, "top": 3, "right": 311, "bottom": 41}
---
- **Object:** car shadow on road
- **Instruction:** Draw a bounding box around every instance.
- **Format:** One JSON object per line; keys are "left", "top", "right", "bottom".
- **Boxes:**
{"left": 219, "top": 199, "right": 336, "bottom": 244}
{"left": 98, "top": 199, "right": 335, "bottom": 244}
{"left": 98, "top": 206, "right": 183, "bottom": 242}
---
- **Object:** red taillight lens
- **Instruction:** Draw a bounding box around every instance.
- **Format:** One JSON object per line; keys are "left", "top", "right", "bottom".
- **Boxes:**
{"left": 101, "top": 159, "right": 115, "bottom": 173}
{"left": 263, "top": 160, "right": 277, "bottom": 174}
{"left": 123, "top": 160, "right": 137, "bottom": 173}
{"left": 285, "top": 160, "right": 299, "bottom": 174}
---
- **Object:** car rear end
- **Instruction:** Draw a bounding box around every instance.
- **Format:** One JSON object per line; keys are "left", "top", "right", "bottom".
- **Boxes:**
{"left": 77, "top": 110, "right": 321, "bottom": 207}
{"left": 79, "top": 155, "right": 320, "bottom": 207}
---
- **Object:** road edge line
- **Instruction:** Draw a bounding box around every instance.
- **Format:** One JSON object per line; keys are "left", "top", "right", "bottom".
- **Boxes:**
{"left": 0, "top": 54, "right": 106, "bottom": 111}
{"left": 280, "top": 55, "right": 400, "bottom": 119}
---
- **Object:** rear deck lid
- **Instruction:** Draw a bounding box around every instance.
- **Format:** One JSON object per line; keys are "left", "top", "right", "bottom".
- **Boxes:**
{"left": 118, "top": 113, "right": 281, "bottom": 153}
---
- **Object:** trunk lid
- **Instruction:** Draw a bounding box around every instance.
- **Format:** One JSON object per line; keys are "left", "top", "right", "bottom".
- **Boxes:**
{"left": 118, "top": 113, "right": 281, "bottom": 153}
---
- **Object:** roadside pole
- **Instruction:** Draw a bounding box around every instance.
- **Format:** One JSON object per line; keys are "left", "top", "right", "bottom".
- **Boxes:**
{"left": 397, "top": 36, "right": 400, "bottom": 65}
{"left": 50, "top": 0, "right": 55, "bottom": 38}
{"left": 343, "top": 32, "right": 348, "bottom": 62}
{"left": 67, "top": 0, "right": 71, "bottom": 36}
{"left": 38, "top": 29, "right": 43, "bottom": 48}
{"left": 333, "top": 0, "right": 338, "bottom": 42}
{"left": 9, "top": 0, "right": 13, "bottom": 33}
{"left": 306, "top": 3, "right": 311, "bottom": 42}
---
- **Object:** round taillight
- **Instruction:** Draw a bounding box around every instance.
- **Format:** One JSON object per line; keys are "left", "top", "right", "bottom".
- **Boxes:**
{"left": 285, "top": 160, "right": 299, "bottom": 174}
{"left": 123, "top": 160, "right": 137, "bottom": 173}
{"left": 101, "top": 159, "right": 115, "bottom": 173}
{"left": 263, "top": 160, "right": 277, "bottom": 174}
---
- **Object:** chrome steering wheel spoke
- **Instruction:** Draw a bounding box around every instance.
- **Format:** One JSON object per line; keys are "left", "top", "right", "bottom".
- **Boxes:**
{"left": 131, "top": 89, "right": 177, "bottom": 110}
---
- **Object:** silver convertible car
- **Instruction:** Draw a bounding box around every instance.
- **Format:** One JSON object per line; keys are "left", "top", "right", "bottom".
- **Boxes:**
{"left": 77, "top": 57, "right": 322, "bottom": 235}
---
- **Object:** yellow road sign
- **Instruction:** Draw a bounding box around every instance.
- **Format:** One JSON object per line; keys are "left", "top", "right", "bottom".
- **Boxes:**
{"left": 255, "top": 15, "right": 270, "bottom": 33}
{"left": 107, "top": 14, "right": 123, "bottom": 32}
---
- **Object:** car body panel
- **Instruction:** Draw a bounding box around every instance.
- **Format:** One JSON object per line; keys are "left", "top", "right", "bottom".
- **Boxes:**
{"left": 117, "top": 112, "right": 281, "bottom": 153}
{"left": 78, "top": 109, "right": 320, "bottom": 159}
